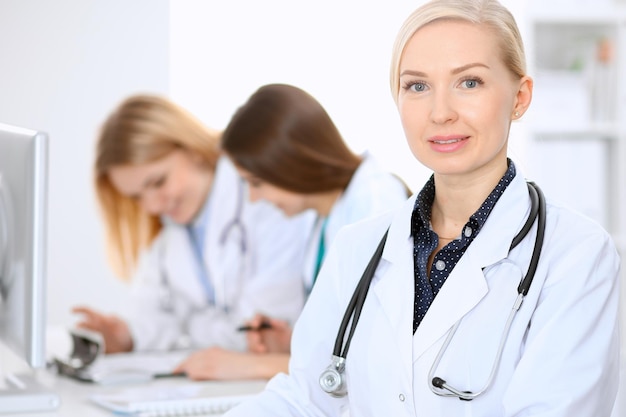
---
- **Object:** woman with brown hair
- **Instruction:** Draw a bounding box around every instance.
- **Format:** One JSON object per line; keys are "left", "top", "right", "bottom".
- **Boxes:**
{"left": 173, "top": 83, "right": 408, "bottom": 380}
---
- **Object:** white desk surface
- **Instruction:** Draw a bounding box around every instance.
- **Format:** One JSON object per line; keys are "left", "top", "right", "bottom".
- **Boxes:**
{"left": 5, "top": 368, "right": 267, "bottom": 417}
{"left": 2, "top": 347, "right": 625, "bottom": 416}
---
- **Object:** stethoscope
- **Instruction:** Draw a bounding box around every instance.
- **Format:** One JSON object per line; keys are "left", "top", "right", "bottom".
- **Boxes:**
{"left": 319, "top": 181, "right": 546, "bottom": 400}
{"left": 158, "top": 178, "right": 248, "bottom": 313}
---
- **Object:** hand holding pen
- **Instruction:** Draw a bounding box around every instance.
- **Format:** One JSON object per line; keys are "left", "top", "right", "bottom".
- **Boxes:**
{"left": 236, "top": 321, "right": 273, "bottom": 332}
{"left": 239, "top": 314, "right": 293, "bottom": 354}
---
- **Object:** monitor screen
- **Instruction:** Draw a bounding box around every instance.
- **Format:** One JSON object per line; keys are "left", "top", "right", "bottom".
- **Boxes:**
{"left": 0, "top": 122, "right": 48, "bottom": 369}
{"left": 0, "top": 122, "right": 59, "bottom": 414}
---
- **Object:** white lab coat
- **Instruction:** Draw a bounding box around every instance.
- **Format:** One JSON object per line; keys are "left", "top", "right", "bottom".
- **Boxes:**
{"left": 301, "top": 154, "right": 409, "bottom": 292}
{"left": 126, "top": 157, "right": 314, "bottom": 352}
{"left": 225, "top": 169, "right": 621, "bottom": 417}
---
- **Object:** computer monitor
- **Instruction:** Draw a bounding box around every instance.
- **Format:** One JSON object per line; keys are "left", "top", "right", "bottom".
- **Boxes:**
{"left": 0, "top": 122, "right": 60, "bottom": 413}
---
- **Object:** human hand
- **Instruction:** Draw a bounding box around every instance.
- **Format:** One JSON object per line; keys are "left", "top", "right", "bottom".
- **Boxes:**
{"left": 71, "top": 306, "right": 133, "bottom": 353}
{"left": 173, "top": 347, "right": 284, "bottom": 381}
{"left": 244, "top": 314, "right": 292, "bottom": 354}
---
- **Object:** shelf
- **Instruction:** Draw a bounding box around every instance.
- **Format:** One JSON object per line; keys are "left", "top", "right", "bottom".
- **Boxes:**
{"left": 528, "top": 3, "right": 626, "bottom": 24}
{"left": 530, "top": 123, "right": 622, "bottom": 140}
{"left": 525, "top": 1, "right": 626, "bottom": 248}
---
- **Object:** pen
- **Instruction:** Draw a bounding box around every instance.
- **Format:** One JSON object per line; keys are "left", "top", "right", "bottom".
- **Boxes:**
{"left": 237, "top": 322, "right": 273, "bottom": 332}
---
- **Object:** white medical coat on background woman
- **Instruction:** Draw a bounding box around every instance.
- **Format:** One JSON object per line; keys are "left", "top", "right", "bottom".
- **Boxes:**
{"left": 126, "top": 157, "right": 313, "bottom": 352}
{"left": 225, "top": 169, "right": 620, "bottom": 416}
{"left": 301, "top": 154, "right": 409, "bottom": 293}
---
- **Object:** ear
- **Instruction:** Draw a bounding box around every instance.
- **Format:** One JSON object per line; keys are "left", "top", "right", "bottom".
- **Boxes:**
{"left": 512, "top": 75, "right": 533, "bottom": 119}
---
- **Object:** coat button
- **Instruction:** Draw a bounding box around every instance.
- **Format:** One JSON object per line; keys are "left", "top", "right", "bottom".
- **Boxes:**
{"left": 399, "top": 393, "right": 405, "bottom": 402}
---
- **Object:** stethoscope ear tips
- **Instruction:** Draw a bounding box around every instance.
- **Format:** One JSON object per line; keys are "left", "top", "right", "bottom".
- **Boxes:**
{"left": 432, "top": 377, "right": 445, "bottom": 388}
{"left": 431, "top": 376, "right": 475, "bottom": 401}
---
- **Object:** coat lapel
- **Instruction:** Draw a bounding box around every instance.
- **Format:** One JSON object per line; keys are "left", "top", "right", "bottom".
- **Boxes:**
{"left": 413, "top": 172, "right": 533, "bottom": 361}
{"left": 371, "top": 173, "right": 533, "bottom": 363}
{"left": 370, "top": 198, "right": 417, "bottom": 372}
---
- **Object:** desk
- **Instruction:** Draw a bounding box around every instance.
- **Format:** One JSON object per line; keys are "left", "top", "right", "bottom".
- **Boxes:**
{"left": 6, "top": 368, "right": 267, "bottom": 417}
{"left": 4, "top": 348, "right": 625, "bottom": 416}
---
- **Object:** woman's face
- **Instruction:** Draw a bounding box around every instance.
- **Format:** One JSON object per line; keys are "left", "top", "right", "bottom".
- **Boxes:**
{"left": 235, "top": 168, "right": 308, "bottom": 217}
{"left": 108, "top": 149, "right": 213, "bottom": 224}
{"left": 397, "top": 20, "right": 531, "bottom": 180}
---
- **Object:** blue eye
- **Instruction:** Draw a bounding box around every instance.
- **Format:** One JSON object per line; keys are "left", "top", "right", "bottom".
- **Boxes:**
{"left": 461, "top": 78, "right": 483, "bottom": 89}
{"left": 411, "top": 82, "right": 427, "bottom": 92}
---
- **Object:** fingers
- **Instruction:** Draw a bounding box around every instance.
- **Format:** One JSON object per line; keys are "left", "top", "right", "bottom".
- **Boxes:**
{"left": 245, "top": 313, "right": 269, "bottom": 329}
{"left": 244, "top": 314, "right": 291, "bottom": 353}
{"left": 173, "top": 348, "right": 221, "bottom": 381}
{"left": 172, "top": 359, "right": 187, "bottom": 376}
{"left": 74, "top": 311, "right": 106, "bottom": 333}
{"left": 246, "top": 331, "right": 268, "bottom": 354}
{"left": 72, "top": 306, "right": 99, "bottom": 320}
{"left": 266, "top": 317, "right": 290, "bottom": 330}
{"left": 173, "top": 360, "right": 204, "bottom": 381}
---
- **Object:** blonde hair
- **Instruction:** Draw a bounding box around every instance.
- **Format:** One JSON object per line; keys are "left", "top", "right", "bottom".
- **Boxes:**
{"left": 390, "top": 0, "right": 526, "bottom": 104}
{"left": 94, "top": 94, "right": 221, "bottom": 280}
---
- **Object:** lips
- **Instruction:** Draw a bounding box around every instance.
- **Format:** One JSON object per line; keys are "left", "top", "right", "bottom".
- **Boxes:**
{"left": 165, "top": 200, "right": 181, "bottom": 218}
{"left": 428, "top": 135, "right": 469, "bottom": 153}
{"left": 429, "top": 135, "right": 468, "bottom": 143}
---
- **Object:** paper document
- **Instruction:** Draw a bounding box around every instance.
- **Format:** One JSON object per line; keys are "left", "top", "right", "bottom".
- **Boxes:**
{"left": 90, "top": 382, "right": 256, "bottom": 416}
{"left": 67, "top": 350, "right": 191, "bottom": 385}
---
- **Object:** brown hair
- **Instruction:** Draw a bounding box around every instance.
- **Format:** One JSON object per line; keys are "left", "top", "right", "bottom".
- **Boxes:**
{"left": 94, "top": 94, "right": 221, "bottom": 280}
{"left": 221, "top": 84, "right": 361, "bottom": 193}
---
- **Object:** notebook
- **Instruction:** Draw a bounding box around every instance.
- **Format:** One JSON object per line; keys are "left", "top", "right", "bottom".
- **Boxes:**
{"left": 52, "top": 327, "right": 192, "bottom": 385}
{"left": 57, "top": 349, "right": 191, "bottom": 385}
{"left": 90, "top": 383, "right": 256, "bottom": 416}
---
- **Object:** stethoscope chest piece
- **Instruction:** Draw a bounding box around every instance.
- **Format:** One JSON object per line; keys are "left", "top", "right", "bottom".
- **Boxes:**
{"left": 319, "top": 355, "right": 347, "bottom": 397}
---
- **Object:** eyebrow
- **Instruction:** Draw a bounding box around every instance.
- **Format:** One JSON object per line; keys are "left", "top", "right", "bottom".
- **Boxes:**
{"left": 400, "top": 62, "right": 490, "bottom": 78}
{"left": 125, "top": 173, "right": 162, "bottom": 199}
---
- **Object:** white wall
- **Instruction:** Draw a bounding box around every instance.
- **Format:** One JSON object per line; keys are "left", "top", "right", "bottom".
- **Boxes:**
{"left": 0, "top": 0, "right": 530, "bottom": 333}
{"left": 169, "top": 1, "right": 430, "bottom": 193}
{"left": 0, "top": 0, "right": 169, "bottom": 332}
{"left": 169, "top": 1, "right": 530, "bottom": 195}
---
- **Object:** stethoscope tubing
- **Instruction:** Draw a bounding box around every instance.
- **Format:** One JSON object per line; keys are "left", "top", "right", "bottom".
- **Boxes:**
{"left": 427, "top": 182, "right": 546, "bottom": 399}
{"left": 325, "top": 181, "right": 546, "bottom": 400}
{"left": 158, "top": 178, "right": 248, "bottom": 313}
{"left": 332, "top": 230, "right": 388, "bottom": 358}
{"left": 517, "top": 182, "right": 545, "bottom": 297}
{"left": 428, "top": 292, "right": 523, "bottom": 400}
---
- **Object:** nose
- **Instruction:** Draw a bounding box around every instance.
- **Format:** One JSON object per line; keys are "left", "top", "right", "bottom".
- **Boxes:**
{"left": 430, "top": 89, "right": 457, "bottom": 124}
{"left": 140, "top": 190, "right": 166, "bottom": 215}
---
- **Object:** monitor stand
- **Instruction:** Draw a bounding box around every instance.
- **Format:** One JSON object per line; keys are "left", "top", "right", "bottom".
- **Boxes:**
{"left": 0, "top": 372, "right": 61, "bottom": 414}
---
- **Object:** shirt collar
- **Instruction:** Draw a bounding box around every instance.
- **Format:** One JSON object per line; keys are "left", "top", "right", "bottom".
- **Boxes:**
{"left": 410, "top": 159, "right": 516, "bottom": 238}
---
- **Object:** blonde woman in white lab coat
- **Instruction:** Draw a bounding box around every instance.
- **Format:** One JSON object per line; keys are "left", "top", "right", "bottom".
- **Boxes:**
{"left": 173, "top": 83, "right": 409, "bottom": 380}
{"left": 72, "top": 94, "right": 311, "bottom": 353}
{"left": 224, "top": 1, "right": 621, "bottom": 416}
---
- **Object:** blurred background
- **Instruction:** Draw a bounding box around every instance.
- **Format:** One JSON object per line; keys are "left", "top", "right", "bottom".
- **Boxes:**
{"left": 0, "top": 0, "right": 624, "bottom": 378}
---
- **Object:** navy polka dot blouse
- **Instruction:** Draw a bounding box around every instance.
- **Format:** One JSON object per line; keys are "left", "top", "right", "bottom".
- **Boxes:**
{"left": 410, "top": 159, "right": 516, "bottom": 333}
